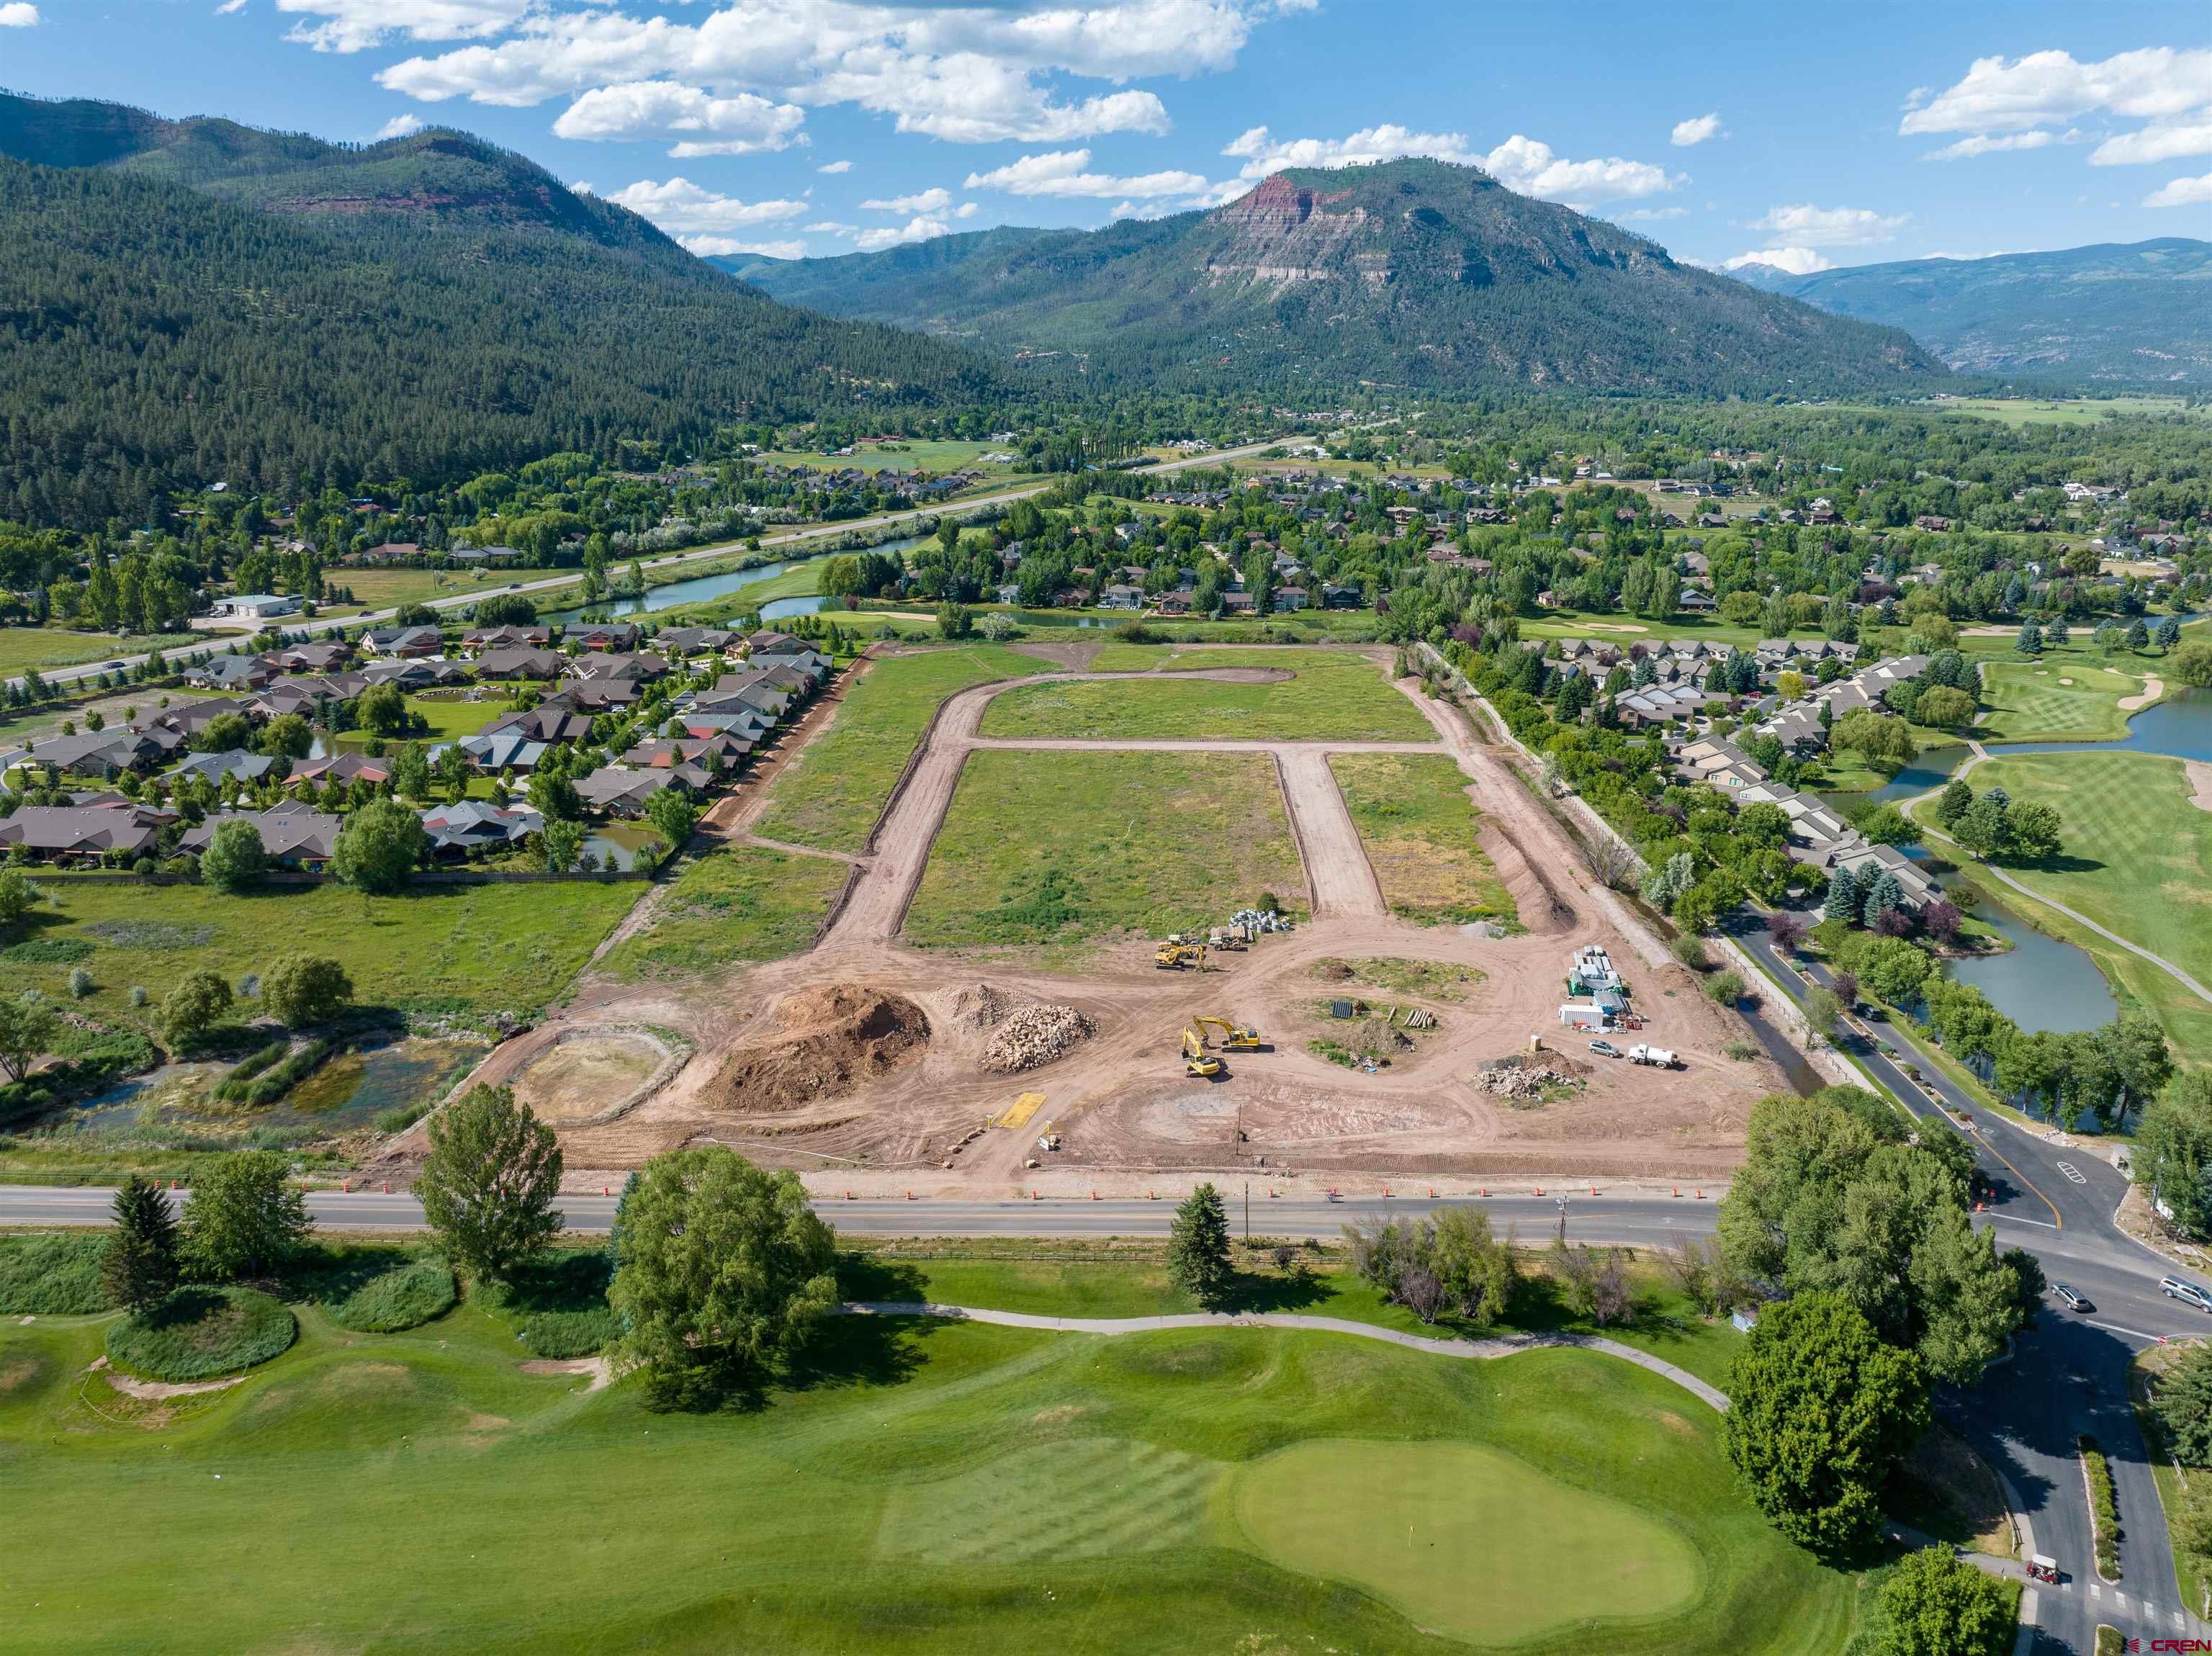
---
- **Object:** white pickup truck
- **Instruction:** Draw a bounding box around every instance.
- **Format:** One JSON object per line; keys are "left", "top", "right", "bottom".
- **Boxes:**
{"left": 1627, "top": 1043, "right": 1679, "bottom": 1068}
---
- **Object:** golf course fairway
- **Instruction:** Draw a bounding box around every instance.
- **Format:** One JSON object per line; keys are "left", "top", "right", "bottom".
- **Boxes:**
{"left": 1234, "top": 1439, "right": 1704, "bottom": 1643}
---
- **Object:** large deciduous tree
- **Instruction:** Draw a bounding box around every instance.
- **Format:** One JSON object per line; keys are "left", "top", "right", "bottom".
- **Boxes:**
{"left": 333, "top": 797, "right": 425, "bottom": 894}
{"left": 261, "top": 953, "right": 353, "bottom": 1028}
{"left": 199, "top": 817, "right": 267, "bottom": 894}
{"left": 1876, "top": 1546, "right": 2016, "bottom": 1656}
{"left": 610, "top": 1147, "right": 839, "bottom": 1408}
{"left": 1722, "top": 1291, "right": 1928, "bottom": 1558}
{"left": 414, "top": 1085, "right": 565, "bottom": 1286}
{"left": 184, "top": 1149, "right": 312, "bottom": 1279}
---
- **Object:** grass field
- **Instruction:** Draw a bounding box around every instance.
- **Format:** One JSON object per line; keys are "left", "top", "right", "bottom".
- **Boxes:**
{"left": 0, "top": 1251, "right": 1856, "bottom": 1654}
{"left": 1330, "top": 753, "right": 1516, "bottom": 926}
{"left": 597, "top": 845, "right": 851, "bottom": 980}
{"left": 1977, "top": 660, "right": 2154, "bottom": 744}
{"left": 1933, "top": 396, "right": 2206, "bottom": 427}
{"left": 905, "top": 751, "right": 1307, "bottom": 956}
{"left": 752, "top": 644, "right": 1053, "bottom": 856}
{"left": 331, "top": 694, "right": 513, "bottom": 749}
{"left": 1514, "top": 611, "right": 1827, "bottom": 649}
{"left": 1948, "top": 752, "right": 2212, "bottom": 1058}
{"left": 0, "top": 628, "right": 217, "bottom": 677}
{"left": 7, "top": 876, "right": 644, "bottom": 1024}
{"left": 323, "top": 566, "right": 567, "bottom": 616}
{"left": 981, "top": 649, "right": 1431, "bottom": 742}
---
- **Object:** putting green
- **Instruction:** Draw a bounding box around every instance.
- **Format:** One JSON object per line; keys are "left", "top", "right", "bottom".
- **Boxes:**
{"left": 1233, "top": 1439, "right": 1703, "bottom": 1644}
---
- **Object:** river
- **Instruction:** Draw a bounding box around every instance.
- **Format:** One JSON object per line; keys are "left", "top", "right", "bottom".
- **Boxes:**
{"left": 538, "top": 534, "right": 938, "bottom": 625}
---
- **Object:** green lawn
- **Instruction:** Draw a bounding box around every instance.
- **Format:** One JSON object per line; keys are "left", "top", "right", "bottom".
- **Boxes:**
{"left": 0, "top": 628, "right": 217, "bottom": 677}
{"left": 1977, "top": 659, "right": 2154, "bottom": 744}
{"left": 1936, "top": 395, "right": 2206, "bottom": 427}
{"left": 752, "top": 644, "right": 1053, "bottom": 856}
{"left": 905, "top": 750, "right": 1307, "bottom": 957}
{"left": 981, "top": 648, "right": 1431, "bottom": 742}
{"left": 324, "top": 565, "right": 567, "bottom": 616}
{"left": 333, "top": 694, "right": 513, "bottom": 748}
{"left": 7, "top": 876, "right": 645, "bottom": 1024}
{"left": 597, "top": 845, "right": 852, "bottom": 981}
{"left": 1330, "top": 752, "right": 1516, "bottom": 926}
{"left": 1944, "top": 752, "right": 2212, "bottom": 1058}
{"left": 0, "top": 1261, "right": 1853, "bottom": 1654}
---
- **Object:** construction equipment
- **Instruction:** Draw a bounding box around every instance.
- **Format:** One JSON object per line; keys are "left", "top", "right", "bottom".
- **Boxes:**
{"left": 1194, "top": 1014, "right": 1262, "bottom": 1052}
{"left": 1180, "top": 1027, "right": 1223, "bottom": 1078}
{"left": 1207, "top": 926, "right": 1249, "bottom": 951}
{"left": 1155, "top": 942, "right": 1207, "bottom": 971}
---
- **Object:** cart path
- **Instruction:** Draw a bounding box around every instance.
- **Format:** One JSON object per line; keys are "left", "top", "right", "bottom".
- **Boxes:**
{"left": 1914, "top": 741, "right": 2212, "bottom": 1006}
{"left": 841, "top": 1301, "right": 1729, "bottom": 1411}
{"left": 818, "top": 667, "right": 1441, "bottom": 947}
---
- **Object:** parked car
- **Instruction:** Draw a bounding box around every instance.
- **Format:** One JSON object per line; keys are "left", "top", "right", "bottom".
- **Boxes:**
{"left": 2162, "top": 1277, "right": 2212, "bottom": 1312}
{"left": 1588, "top": 1040, "right": 1621, "bottom": 1058}
{"left": 2051, "top": 1283, "right": 2092, "bottom": 1313}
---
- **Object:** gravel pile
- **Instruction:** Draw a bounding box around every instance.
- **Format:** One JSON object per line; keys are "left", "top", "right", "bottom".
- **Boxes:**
{"left": 981, "top": 1001, "right": 1094, "bottom": 1073}
{"left": 953, "top": 983, "right": 1020, "bottom": 1031}
{"left": 1473, "top": 1062, "right": 1582, "bottom": 1100}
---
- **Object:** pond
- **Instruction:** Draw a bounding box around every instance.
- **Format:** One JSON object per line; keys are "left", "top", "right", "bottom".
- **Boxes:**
{"left": 1900, "top": 847, "right": 2118, "bottom": 1034}
{"left": 582, "top": 819, "right": 662, "bottom": 873}
{"left": 539, "top": 533, "right": 935, "bottom": 624}
{"left": 63, "top": 1038, "right": 487, "bottom": 1137}
{"left": 1823, "top": 744, "right": 1970, "bottom": 810}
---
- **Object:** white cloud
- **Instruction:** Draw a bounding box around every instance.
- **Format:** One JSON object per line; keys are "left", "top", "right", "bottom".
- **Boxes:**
{"left": 681, "top": 235, "right": 807, "bottom": 259}
{"left": 1923, "top": 130, "right": 2054, "bottom": 161}
{"left": 1622, "top": 206, "right": 1687, "bottom": 220}
{"left": 216, "top": 0, "right": 246, "bottom": 14}
{"left": 1722, "top": 248, "right": 1833, "bottom": 276}
{"left": 1903, "top": 46, "right": 2212, "bottom": 135}
{"left": 2092, "top": 117, "right": 2212, "bottom": 167}
{"left": 0, "top": 2, "right": 39, "bottom": 23}
{"left": 552, "top": 81, "right": 806, "bottom": 156}
{"left": 855, "top": 215, "right": 953, "bottom": 251}
{"left": 275, "top": 0, "right": 529, "bottom": 53}
{"left": 1479, "top": 135, "right": 1681, "bottom": 205}
{"left": 1749, "top": 202, "right": 1907, "bottom": 247}
{"left": 804, "top": 220, "right": 858, "bottom": 234}
{"left": 371, "top": 0, "right": 1270, "bottom": 142}
{"left": 1220, "top": 123, "right": 1679, "bottom": 206}
{"left": 817, "top": 158, "right": 853, "bottom": 174}
{"left": 860, "top": 186, "right": 953, "bottom": 214}
{"left": 1670, "top": 112, "right": 1722, "bottom": 147}
{"left": 373, "top": 114, "right": 424, "bottom": 140}
{"left": 955, "top": 201, "right": 979, "bottom": 217}
{"left": 965, "top": 147, "right": 1214, "bottom": 200}
{"left": 603, "top": 177, "right": 809, "bottom": 235}
{"left": 2145, "top": 171, "right": 2212, "bottom": 208}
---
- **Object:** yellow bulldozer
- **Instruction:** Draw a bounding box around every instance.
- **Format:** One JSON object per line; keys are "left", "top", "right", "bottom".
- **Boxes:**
{"left": 1193, "top": 1014, "right": 1262, "bottom": 1052}
{"left": 1180, "top": 1027, "right": 1223, "bottom": 1078}
{"left": 1155, "top": 941, "right": 1207, "bottom": 971}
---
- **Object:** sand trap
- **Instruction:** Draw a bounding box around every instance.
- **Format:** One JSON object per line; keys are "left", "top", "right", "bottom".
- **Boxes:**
{"left": 2119, "top": 676, "right": 2163, "bottom": 711}
{"left": 513, "top": 1030, "right": 680, "bottom": 1125}
{"left": 2058, "top": 676, "right": 2074, "bottom": 685}
{"left": 709, "top": 985, "right": 930, "bottom": 1115}
{"left": 2188, "top": 760, "right": 2212, "bottom": 817}
{"left": 88, "top": 1357, "right": 244, "bottom": 1401}
{"left": 521, "top": 1356, "right": 613, "bottom": 1392}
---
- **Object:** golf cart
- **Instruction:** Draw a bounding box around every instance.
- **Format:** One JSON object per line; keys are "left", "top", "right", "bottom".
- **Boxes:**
{"left": 2027, "top": 1554, "right": 2059, "bottom": 1585}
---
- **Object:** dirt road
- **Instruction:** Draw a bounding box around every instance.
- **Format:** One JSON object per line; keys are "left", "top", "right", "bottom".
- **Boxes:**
{"left": 1273, "top": 747, "right": 1388, "bottom": 919}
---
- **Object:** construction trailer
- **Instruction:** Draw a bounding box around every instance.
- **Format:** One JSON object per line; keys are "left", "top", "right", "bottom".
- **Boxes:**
{"left": 1558, "top": 1002, "right": 1611, "bottom": 1032}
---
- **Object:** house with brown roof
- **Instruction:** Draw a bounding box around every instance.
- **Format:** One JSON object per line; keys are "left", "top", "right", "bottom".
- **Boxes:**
{"left": 463, "top": 624, "right": 553, "bottom": 652}
{"left": 568, "top": 622, "right": 639, "bottom": 652}
{"left": 180, "top": 806, "right": 343, "bottom": 868}
{"left": 474, "top": 648, "right": 565, "bottom": 681}
{"left": 0, "top": 803, "right": 166, "bottom": 860}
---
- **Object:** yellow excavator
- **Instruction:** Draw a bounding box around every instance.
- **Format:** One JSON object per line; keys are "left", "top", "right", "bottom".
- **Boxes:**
{"left": 1194, "top": 1014, "right": 1262, "bottom": 1052}
{"left": 1155, "top": 941, "right": 1207, "bottom": 971}
{"left": 1180, "top": 1026, "right": 1223, "bottom": 1078}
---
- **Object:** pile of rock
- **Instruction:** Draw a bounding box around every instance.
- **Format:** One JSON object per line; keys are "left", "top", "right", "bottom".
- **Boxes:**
{"left": 953, "top": 983, "right": 1020, "bottom": 1031}
{"left": 1473, "top": 1061, "right": 1582, "bottom": 1101}
{"left": 981, "top": 1001, "right": 1094, "bottom": 1073}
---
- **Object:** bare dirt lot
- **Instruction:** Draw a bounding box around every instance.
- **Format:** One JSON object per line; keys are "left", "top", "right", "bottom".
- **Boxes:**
{"left": 470, "top": 649, "right": 1789, "bottom": 1192}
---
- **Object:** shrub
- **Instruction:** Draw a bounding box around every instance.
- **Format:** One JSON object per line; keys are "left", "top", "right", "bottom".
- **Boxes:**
{"left": 1725, "top": 1040, "right": 1761, "bottom": 1061}
{"left": 68, "top": 966, "right": 96, "bottom": 998}
{"left": 477, "top": 1249, "right": 620, "bottom": 1358}
{"left": 323, "top": 1255, "right": 458, "bottom": 1333}
{"left": 2081, "top": 1434, "right": 2122, "bottom": 1579}
{"left": 1707, "top": 970, "right": 1746, "bottom": 1005}
{"left": 105, "top": 1285, "right": 296, "bottom": 1380}
{"left": 372, "top": 1101, "right": 436, "bottom": 1135}
{"left": 1669, "top": 934, "right": 1709, "bottom": 971}
{"left": 0, "top": 1233, "right": 110, "bottom": 1313}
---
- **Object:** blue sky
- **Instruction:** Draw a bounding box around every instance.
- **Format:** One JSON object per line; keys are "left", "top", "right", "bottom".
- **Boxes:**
{"left": 4, "top": 1, "right": 2208, "bottom": 269}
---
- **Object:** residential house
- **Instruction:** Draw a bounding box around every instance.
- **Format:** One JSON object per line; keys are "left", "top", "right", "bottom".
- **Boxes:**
{"left": 565, "top": 652, "right": 670, "bottom": 685}
{"left": 263, "top": 641, "right": 354, "bottom": 674}
{"left": 482, "top": 704, "right": 593, "bottom": 746}
{"left": 360, "top": 625, "right": 445, "bottom": 658}
{"left": 171, "top": 750, "right": 276, "bottom": 787}
{"left": 655, "top": 626, "right": 739, "bottom": 660}
{"left": 0, "top": 803, "right": 166, "bottom": 860}
{"left": 132, "top": 698, "right": 251, "bottom": 743}
{"left": 463, "top": 624, "right": 553, "bottom": 652}
{"left": 575, "top": 765, "right": 685, "bottom": 816}
{"left": 363, "top": 657, "right": 472, "bottom": 690}
{"left": 568, "top": 622, "right": 639, "bottom": 653}
{"left": 180, "top": 806, "right": 342, "bottom": 868}
{"left": 14, "top": 728, "right": 169, "bottom": 780}
{"left": 186, "top": 654, "right": 280, "bottom": 692}
{"left": 474, "top": 648, "right": 565, "bottom": 681}
{"left": 419, "top": 801, "right": 544, "bottom": 856}
{"left": 284, "top": 752, "right": 392, "bottom": 791}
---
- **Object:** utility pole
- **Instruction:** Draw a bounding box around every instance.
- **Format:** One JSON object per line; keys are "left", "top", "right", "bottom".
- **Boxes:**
{"left": 1243, "top": 1181, "right": 1250, "bottom": 1241}
{"left": 1555, "top": 1194, "right": 1569, "bottom": 1248}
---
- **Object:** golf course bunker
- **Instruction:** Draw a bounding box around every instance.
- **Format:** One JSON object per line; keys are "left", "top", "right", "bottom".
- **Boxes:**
{"left": 1233, "top": 1440, "right": 1701, "bottom": 1644}
{"left": 511, "top": 1029, "right": 682, "bottom": 1126}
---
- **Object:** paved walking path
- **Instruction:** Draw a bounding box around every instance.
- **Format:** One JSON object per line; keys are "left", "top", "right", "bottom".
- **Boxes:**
{"left": 840, "top": 1301, "right": 1730, "bottom": 1412}
{"left": 1916, "top": 742, "right": 2212, "bottom": 1006}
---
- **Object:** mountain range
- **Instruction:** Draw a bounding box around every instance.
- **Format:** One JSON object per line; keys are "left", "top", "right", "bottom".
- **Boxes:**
{"left": 1728, "top": 240, "right": 2212, "bottom": 386}
{"left": 721, "top": 159, "right": 1943, "bottom": 398}
{"left": 0, "top": 93, "right": 996, "bottom": 528}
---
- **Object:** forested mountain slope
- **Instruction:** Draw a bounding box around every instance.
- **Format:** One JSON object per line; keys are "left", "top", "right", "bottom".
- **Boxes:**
{"left": 1731, "top": 240, "right": 2212, "bottom": 385}
{"left": 727, "top": 158, "right": 1942, "bottom": 398}
{"left": 0, "top": 94, "right": 999, "bottom": 528}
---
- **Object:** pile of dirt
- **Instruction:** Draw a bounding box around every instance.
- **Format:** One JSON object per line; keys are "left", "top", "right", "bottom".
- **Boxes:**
{"left": 1315, "top": 960, "right": 1356, "bottom": 982}
{"left": 981, "top": 1002, "right": 1094, "bottom": 1074}
{"left": 1473, "top": 1054, "right": 1589, "bottom": 1102}
{"left": 951, "top": 983, "right": 1020, "bottom": 1031}
{"left": 708, "top": 986, "right": 930, "bottom": 1115}
{"left": 1352, "top": 1024, "right": 1414, "bottom": 1058}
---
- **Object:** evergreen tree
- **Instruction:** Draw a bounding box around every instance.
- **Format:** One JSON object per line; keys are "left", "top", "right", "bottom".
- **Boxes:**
{"left": 1823, "top": 864, "right": 1863, "bottom": 924}
{"left": 1166, "top": 1183, "right": 1234, "bottom": 1308}
{"left": 2014, "top": 621, "right": 2042, "bottom": 656}
{"left": 1862, "top": 870, "right": 1907, "bottom": 927}
{"left": 101, "top": 1174, "right": 181, "bottom": 1311}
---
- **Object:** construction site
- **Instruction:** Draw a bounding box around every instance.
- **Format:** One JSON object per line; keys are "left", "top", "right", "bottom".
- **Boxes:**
{"left": 406, "top": 644, "right": 1791, "bottom": 1197}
